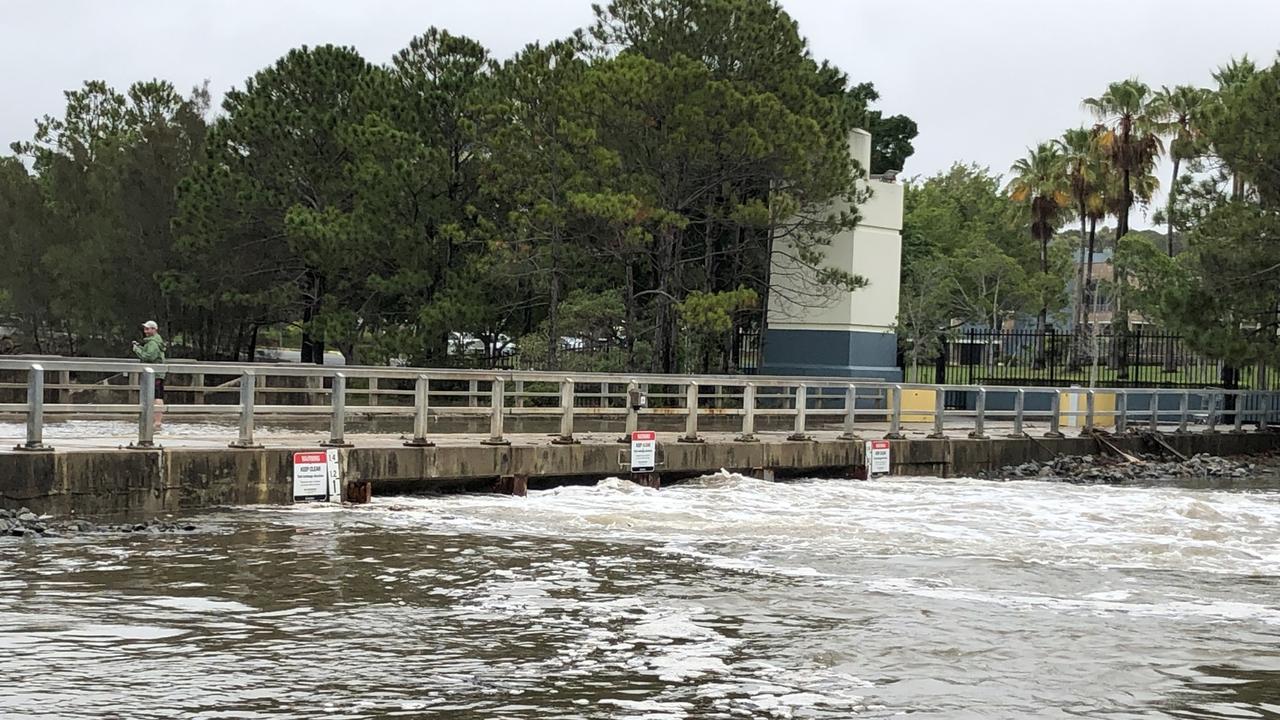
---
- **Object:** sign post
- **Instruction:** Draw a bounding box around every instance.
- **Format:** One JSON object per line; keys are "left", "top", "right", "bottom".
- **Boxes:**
{"left": 293, "top": 450, "right": 342, "bottom": 502}
{"left": 865, "top": 439, "right": 891, "bottom": 476}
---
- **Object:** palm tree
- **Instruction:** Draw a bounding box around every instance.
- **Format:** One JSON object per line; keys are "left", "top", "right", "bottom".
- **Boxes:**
{"left": 1008, "top": 142, "right": 1070, "bottom": 365}
{"left": 1153, "top": 85, "right": 1210, "bottom": 256}
{"left": 1084, "top": 79, "right": 1164, "bottom": 245}
{"left": 1212, "top": 56, "right": 1258, "bottom": 200}
{"left": 1084, "top": 79, "right": 1164, "bottom": 378}
{"left": 1058, "top": 128, "right": 1103, "bottom": 350}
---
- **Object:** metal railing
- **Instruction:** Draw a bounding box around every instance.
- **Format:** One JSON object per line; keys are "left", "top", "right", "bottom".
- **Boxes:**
{"left": 1, "top": 357, "right": 1277, "bottom": 451}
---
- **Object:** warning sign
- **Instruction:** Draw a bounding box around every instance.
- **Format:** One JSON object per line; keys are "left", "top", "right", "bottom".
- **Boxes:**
{"left": 865, "top": 440, "right": 891, "bottom": 475}
{"left": 630, "top": 431, "right": 657, "bottom": 472}
{"left": 293, "top": 451, "right": 331, "bottom": 501}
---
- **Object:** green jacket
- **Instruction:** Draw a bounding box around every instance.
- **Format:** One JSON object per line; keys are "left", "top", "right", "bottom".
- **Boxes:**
{"left": 133, "top": 335, "right": 167, "bottom": 379}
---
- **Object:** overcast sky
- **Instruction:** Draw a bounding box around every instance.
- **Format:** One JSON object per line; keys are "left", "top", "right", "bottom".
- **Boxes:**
{"left": 5, "top": 0, "right": 1279, "bottom": 227}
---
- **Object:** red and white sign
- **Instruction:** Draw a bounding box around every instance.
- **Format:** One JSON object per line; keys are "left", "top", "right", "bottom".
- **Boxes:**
{"left": 293, "top": 451, "right": 330, "bottom": 501}
{"left": 865, "top": 440, "right": 891, "bottom": 475}
{"left": 630, "top": 431, "right": 657, "bottom": 472}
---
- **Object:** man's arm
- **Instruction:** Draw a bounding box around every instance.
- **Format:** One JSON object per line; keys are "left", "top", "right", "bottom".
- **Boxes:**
{"left": 136, "top": 338, "right": 163, "bottom": 363}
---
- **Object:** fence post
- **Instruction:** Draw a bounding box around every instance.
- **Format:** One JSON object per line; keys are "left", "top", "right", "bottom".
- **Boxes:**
{"left": 1008, "top": 388, "right": 1026, "bottom": 438}
{"left": 617, "top": 380, "right": 641, "bottom": 443}
{"left": 1114, "top": 391, "right": 1129, "bottom": 434}
{"left": 967, "top": 328, "right": 976, "bottom": 385}
{"left": 552, "top": 378, "right": 578, "bottom": 445}
{"left": 57, "top": 369, "right": 71, "bottom": 405}
{"left": 368, "top": 377, "right": 380, "bottom": 407}
{"left": 737, "top": 382, "right": 758, "bottom": 442}
{"left": 1082, "top": 389, "right": 1096, "bottom": 436}
{"left": 680, "top": 381, "right": 703, "bottom": 443}
{"left": 928, "top": 387, "right": 946, "bottom": 439}
{"left": 14, "top": 364, "right": 52, "bottom": 452}
{"left": 969, "top": 387, "right": 987, "bottom": 439}
{"left": 1046, "top": 391, "right": 1065, "bottom": 438}
{"left": 838, "top": 384, "right": 859, "bottom": 440}
{"left": 1205, "top": 391, "right": 1219, "bottom": 433}
{"left": 787, "top": 384, "right": 810, "bottom": 441}
{"left": 1233, "top": 391, "right": 1247, "bottom": 433}
{"left": 1178, "top": 391, "right": 1190, "bottom": 433}
{"left": 1148, "top": 391, "right": 1160, "bottom": 432}
{"left": 129, "top": 367, "right": 156, "bottom": 449}
{"left": 469, "top": 379, "right": 479, "bottom": 407}
{"left": 482, "top": 376, "right": 510, "bottom": 446}
{"left": 885, "top": 385, "right": 905, "bottom": 439}
{"left": 1262, "top": 392, "right": 1272, "bottom": 432}
{"left": 404, "top": 374, "right": 434, "bottom": 447}
{"left": 321, "top": 373, "right": 353, "bottom": 448}
{"left": 229, "top": 370, "right": 262, "bottom": 449}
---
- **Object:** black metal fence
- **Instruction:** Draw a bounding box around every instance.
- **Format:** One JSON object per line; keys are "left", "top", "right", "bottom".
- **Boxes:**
{"left": 907, "top": 326, "right": 1255, "bottom": 389}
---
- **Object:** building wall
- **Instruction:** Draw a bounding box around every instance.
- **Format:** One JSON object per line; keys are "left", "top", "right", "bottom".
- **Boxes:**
{"left": 762, "top": 129, "right": 904, "bottom": 379}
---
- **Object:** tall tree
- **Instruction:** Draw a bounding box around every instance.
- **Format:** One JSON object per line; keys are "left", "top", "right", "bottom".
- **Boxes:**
{"left": 1058, "top": 127, "right": 1105, "bottom": 348}
{"left": 175, "top": 45, "right": 375, "bottom": 362}
{"left": 1007, "top": 142, "right": 1070, "bottom": 355}
{"left": 1084, "top": 79, "right": 1164, "bottom": 376}
{"left": 1153, "top": 84, "right": 1210, "bottom": 256}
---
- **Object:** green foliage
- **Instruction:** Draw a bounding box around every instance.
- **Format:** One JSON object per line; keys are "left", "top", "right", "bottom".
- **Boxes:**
{"left": 1, "top": 0, "right": 919, "bottom": 371}
{"left": 1130, "top": 57, "right": 1280, "bottom": 366}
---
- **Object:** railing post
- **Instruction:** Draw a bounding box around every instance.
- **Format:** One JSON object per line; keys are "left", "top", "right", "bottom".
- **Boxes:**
{"left": 885, "top": 384, "right": 905, "bottom": 439}
{"left": 482, "top": 376, "right": 510, "bottom": 446}
{"left": 469, "top": 379, "right": 479, "bottom": 407}
{"left": 404, "top": 374, "right": 434, "bottom": 447}
{"left": 1046, "top": 391, "right": 1064, "bottom": 438}
{"left": 129, "top": 367, "right": 156, "bottom": 449}
{"left": 680, "top": 381, "right": 703, "bottom": 443}
{"left": 618, "top": 380, "right": 641, "bottom": 443}
{"left": 57, "top": 369, "right": 71, "bottom": 405}
{"left": 1008, "top": 388, "right": 1026, "bottom": 438}
{"left": 1148, "top": 391, "right": 1160, "bottom": 432}
{"left": 321, "top": 373, "right": 353, "bottom": 448}
{"left": 787, "top": 383, "right": 810, "bottom": 441}
{"left": 14, "top": 364, "right": 52, "bottom": 452}
{"left": 193, "top": 372, "right": 205, "bottom": 405}
{"left": 1205, "top": 390, "right": 1219, "bottom": 433}
{"left": 229, "top": 370, "right": 262, "bottom": 449}
{"left": 1115, "top": 391, "right": 1128, "bottom": 434}
{"left": 838, "top": 384, "right": 859, "bottom": 440}
{"left": 1261, "top": 392, "right": 1272, "bottom": 432}
{"left": 1179, "top": 391, "right": 1190, "bottom": 433}
{"left": 1081, "top": 389, "right": 1096, "bottom": 436}
{"left": 928, "top": 387, "right": 946, "bottom": 439}
{"left": 736, "top": 382, "right": 758, "bottom": 442}
{"left": 553, "top": 378, "right": 578, "bottom": 444}
{"left": 969, "top": 387, "right": 987, "bottom": 439}
{"left": 1233, "top": 390, "right": 1247, "bottom": 433}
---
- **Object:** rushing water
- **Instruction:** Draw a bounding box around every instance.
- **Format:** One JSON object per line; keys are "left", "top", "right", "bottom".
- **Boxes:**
{"left": 4, "top": 473, "right": 1280, "bottom": 719}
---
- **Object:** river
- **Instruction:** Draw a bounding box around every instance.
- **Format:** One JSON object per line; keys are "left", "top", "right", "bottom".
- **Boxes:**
{"left": 3, "top": 473, "right": 1280, "bottom": 719}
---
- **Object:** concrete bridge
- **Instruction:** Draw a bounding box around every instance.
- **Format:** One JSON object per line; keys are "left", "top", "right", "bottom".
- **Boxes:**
{"left": 2, "top": 358, "right": 1277, "bottom": 517}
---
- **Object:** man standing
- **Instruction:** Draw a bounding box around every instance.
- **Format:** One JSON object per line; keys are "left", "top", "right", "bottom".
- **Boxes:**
{"left": 132, "top": 320, "right": 166, "bottom": 431}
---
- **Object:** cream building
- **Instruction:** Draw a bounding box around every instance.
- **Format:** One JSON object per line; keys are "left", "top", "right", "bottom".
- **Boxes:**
{"left": 761, "top": 129, "right": 904, "bottom": 379}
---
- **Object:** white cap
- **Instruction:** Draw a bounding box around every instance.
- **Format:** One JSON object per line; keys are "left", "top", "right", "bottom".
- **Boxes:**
{"left": 142, "top": 320, "right": 158, "bottom": 330}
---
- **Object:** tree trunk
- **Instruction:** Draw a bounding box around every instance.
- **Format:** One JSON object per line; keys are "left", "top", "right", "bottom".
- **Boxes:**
{"left": 547, "top": 227, "right": 561, "bottom": 371}
{"left": 1166, "top": 156, "right": 1180, "bottom": 257}
{"left": 652, "top": 228, "right": 679, "bottom": 374}
{"left": 624, "top": 260, "right": 637, "bottom": 372}
{"left": 1069, "top": 210, "right": 1088, "bottom": 370}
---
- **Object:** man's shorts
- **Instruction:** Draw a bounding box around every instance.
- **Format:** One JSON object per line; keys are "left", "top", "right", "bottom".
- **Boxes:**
{"left": 154, "top": 378, "right": 165, "bottom": 401}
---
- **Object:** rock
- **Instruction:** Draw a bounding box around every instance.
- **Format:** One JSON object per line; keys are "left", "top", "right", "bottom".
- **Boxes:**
{"left": 16, "top": 512, "right": 37, "bottom": 523}
{"left": 9, "top": 527, "right": 24, "bottom": 537}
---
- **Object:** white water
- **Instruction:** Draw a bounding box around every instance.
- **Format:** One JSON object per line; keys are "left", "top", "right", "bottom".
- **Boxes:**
{"left": 4, "top": 473, "right": 1280, "bottom": 719}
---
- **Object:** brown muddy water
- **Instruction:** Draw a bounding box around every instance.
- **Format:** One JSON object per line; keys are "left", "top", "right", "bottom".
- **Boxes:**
{"left": 3, "top": 473, "right": 1280, "bottom": 719}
